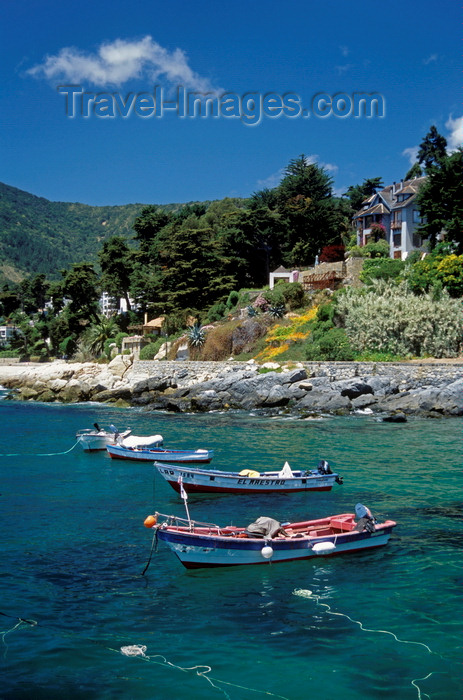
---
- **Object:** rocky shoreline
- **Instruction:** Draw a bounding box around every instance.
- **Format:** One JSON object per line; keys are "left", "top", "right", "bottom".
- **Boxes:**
{"left": 0, "top": 356, "right": 462, "bottom": 418}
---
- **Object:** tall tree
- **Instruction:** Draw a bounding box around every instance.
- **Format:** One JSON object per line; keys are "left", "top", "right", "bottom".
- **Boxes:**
{"left": 417, "top": 125, "right": 447, "bottom": 171}
{"left": 274, "top": 155, "right": 342, "bottom": 265}
{"left": 99, "top": 236, "right": 134, "bottom": 312}
{"left": 417, "top": 149, "right": 463, "bottom": 252}
{"left": 133, "top": 205, "right": 171, "bottom": 258}
{"left": 154, "top": 225, "right": 235, "bottom": 315}
{"left": 404, "top": 162, "right": 422, "bottom": 181}
{"left": 219, "top": 207, "right": 284, "bottom": 287}
{"left": 343, "top": 177, "right": 384, "bottom": 212}
{"left": 61, "top": 263, "right": 100, "bottom": 328}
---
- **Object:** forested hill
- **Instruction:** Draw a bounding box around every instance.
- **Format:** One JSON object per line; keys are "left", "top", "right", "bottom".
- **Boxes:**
{"left": 0, "top": 182, "right": 211, "bottom": 285}
{"left": 0, "top": 182, "right": 146, "bottom": 284}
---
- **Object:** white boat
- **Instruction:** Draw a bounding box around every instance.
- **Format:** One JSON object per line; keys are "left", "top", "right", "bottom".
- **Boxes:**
{"left": 154, "top": 460, "right": 343, "bottom": 494}
{"left": 76, "top": 423, "right": 131, "bottom": 452}
{"left": 143, "top": 504, "right": 397, "bottom": 569}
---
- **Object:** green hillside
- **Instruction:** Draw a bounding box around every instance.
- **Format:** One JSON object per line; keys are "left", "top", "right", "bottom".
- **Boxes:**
{"left": 0, "top": 182, "right": 211, "bottom": 286}
{"left": 0, "top": 182, "right": 147, "bottom": 284}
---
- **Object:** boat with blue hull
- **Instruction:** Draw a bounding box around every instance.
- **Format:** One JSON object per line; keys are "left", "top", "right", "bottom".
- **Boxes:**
{"left": 106, "top": 433, "right": 214, "bottom": 463}
{"left": 143, "top": 505, "right": 396, "bottom": 569}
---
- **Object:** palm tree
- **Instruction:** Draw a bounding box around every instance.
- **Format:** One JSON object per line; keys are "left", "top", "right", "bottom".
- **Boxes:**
{"left": 80, "top": 315, "right": 120, "bottom": 359}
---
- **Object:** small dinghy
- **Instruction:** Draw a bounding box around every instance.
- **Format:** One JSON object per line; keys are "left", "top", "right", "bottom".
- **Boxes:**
{"left": 76, "top": 424, "right": 131, "bottom": 452}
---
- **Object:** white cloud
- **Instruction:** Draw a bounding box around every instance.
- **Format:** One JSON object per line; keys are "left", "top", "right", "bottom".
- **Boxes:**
{"left": 402, "top": 146, "right": 419, "bottom": 166}
{"left": 339, "top": 45, "right": 350, "bottom": 57}
{"left": 305, "top": 154, "right": 338, "bottom": 173}
{"left": 27, "top": 36, "right": 216, "bottom": 91}
{"left": 423, "top": 54, "right": 438, "bottom": 65}
{"left": 256, "top": 168, "right": 285, "bottom": 189}
{"left": 401, "top": 114, "right": 462, "bottom": 167}
{"left": 445, "top": 115, "right": 463, "bottom": 152}
{"left": 335, "top": 64, "right": 353, "bottom": 75}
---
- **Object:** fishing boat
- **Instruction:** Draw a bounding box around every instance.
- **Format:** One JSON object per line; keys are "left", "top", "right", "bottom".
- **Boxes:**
{"left": 106, "top": 434, "right": 214, "bottom": 463}
{"left": 76, "top": 423, "right": 131, "bottom": 452}
{"left": 154, "top": 459, "right": 343, "bottom": 494}
{"left": 143, "top": 504, "right": 396, "bottom": 569}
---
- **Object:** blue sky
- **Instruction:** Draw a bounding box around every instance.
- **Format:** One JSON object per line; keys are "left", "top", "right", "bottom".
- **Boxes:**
{"left": 1, "top": 0, "right": 461, "bottom": 206}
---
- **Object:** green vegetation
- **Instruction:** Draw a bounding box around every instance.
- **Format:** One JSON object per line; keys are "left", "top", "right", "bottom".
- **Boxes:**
{"left": 335, "top": 280, "right": 462, "bottom": 358}
{"left": 0, "top": 138, "right": 461, "bottom": 365}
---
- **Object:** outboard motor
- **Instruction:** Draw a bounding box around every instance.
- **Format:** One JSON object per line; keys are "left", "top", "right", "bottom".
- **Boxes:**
{"left": 354, "top": 503, "right": 376, "bottom": 533}
{"left": 317, "top": 459, "right": 333, "bottom": 475}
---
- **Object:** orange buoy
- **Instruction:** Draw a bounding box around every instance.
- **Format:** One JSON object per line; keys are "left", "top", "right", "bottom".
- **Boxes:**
{"left": 144, "top": 514, "right": 157, "bottom": 528}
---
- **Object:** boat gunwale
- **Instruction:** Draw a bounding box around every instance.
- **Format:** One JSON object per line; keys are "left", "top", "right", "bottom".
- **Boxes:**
{"left": 154, "top": 462, "right": 335, "bottom": 479}
{"left": 154, "top": 514, "right": 397, "bottom": 548}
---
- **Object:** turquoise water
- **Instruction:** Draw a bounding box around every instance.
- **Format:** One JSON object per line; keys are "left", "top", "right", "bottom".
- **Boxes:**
{"left": 1, "top": 400, "right": 461, "bottom": 700}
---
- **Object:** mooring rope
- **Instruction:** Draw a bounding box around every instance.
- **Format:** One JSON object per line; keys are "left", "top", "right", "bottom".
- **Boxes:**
{"left": 293, "top": 589, "right": 446, "bottom": 700}
{"left": 0, "top": 611, "right": 290, "bottom": 700}
{"left": 0, "top": 440, "right": 80, "bottom": 457}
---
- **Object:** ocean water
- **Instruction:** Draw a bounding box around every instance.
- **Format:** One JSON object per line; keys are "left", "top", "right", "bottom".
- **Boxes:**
{"left": 0, "top": 400, "right": 461, "bottom": 700}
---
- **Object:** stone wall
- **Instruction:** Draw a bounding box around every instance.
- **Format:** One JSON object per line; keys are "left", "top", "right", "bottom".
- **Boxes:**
{"left": 133, "top": 359, "right": 462, "bottom": 384}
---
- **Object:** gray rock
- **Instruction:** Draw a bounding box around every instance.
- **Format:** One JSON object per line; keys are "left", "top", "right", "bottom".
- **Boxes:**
{"left": 281, "top": 368, "right": 308, "bottom": 384}
{"left": 334, "top": 379, "right": 374, "bottom": 399}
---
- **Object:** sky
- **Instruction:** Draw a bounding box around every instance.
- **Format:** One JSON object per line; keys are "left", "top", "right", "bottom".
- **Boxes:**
{"left": 1, "top": 0, "right": 461, "bottom": 207}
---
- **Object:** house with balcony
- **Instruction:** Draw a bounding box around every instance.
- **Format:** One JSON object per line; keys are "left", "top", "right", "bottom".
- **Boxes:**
{"left": 353, "top": 177, "right": 427, "bottom": 259}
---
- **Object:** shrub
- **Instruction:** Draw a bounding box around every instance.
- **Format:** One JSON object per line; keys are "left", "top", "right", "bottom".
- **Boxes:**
{"left": 369, "top": 222, "right": 387, "bottom": 239}
{"left": 360, "top": 258, "right": 405, "bottom": 285}
{"left": 347, "top": 240, "right": 389, "bottom": 259}
{"left": 59, "top": 336, "right": 76, "bottom": 359}
{"left": 335, "top": 280, "right": 463, "bottom": 358}
{"left": 200, "top": 321, "right": 241, "bottom": 360}
{"left": 207, "top": 302, "right": 227, "bottom": 323}
{"left": 253, "top": 294, "right": 269, "bottom": 312}
{"left": 139, "top": 339, "right": 164, "bottom": 360}
{"left": 320, "top": 244, "right": 345, "bottom": 263}
{"left": 403, "top": 252, "right": 463, "bottom": 298}
{"left": 265, "top": 282, "right": 306, "bottom": 310}
{"left": 115, "top": 332, "right": 127, "bottom": 350}
{"left": 226, "top": 290, "right": 240, "bottom": 309}
{"left": 0, "top": 349, "right": 19, "bottom": 358}
{"left": 362, "top": 240, "right": 390, "bottom": 258}
{"left": 305, "top": 328, "right": 354, "bottom": 361}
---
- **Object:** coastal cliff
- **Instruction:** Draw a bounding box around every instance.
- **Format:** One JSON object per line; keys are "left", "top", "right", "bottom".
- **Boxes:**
{"left": 0, "top": 356, "right": 462, "bottom": 418}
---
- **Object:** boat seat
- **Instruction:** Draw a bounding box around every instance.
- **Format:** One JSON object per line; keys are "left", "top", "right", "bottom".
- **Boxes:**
{"left": 330, "top": 518, "right": 354, "bottom": 532}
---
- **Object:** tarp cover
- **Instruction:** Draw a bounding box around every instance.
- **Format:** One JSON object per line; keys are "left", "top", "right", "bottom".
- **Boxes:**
{"left": 278, "top": 461, "right": 293, "bottom": 478}
{"left": 121, "top": 435, "right": 163, "bottom": 448}
{"left": 246, "top": 517, "right": 283, "bottom": 538}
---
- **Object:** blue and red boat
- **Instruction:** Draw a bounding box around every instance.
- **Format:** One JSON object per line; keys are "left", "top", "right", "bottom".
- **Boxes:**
{"left": 143, "top": 504, "right": 397, "bottom": 569}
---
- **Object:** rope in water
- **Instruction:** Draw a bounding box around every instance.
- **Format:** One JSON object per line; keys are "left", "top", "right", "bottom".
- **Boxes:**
{"left": 293, "top": 589, "right": 446, "bottom": 700}
{"left": 0, "top": 612, "right": 290, "bottom": 700}
{"left": 0, "top": 440, "right": 80, "bottom": 457}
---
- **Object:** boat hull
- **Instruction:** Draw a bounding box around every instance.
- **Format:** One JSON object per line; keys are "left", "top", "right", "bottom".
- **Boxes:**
{"left": 155, "top": 463, "right": 338, "bottom": 493}
{"left": 77, "top": 428, "right": 131, "bottom": 452}
{"left": 77, "top": 434, "right": 115, "bottom": 451}
{"left": 156, "top": 525, "right": 395, "bottom": 568}
{"left": 106, "top": 445, "right": 214, "bottom": 463}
